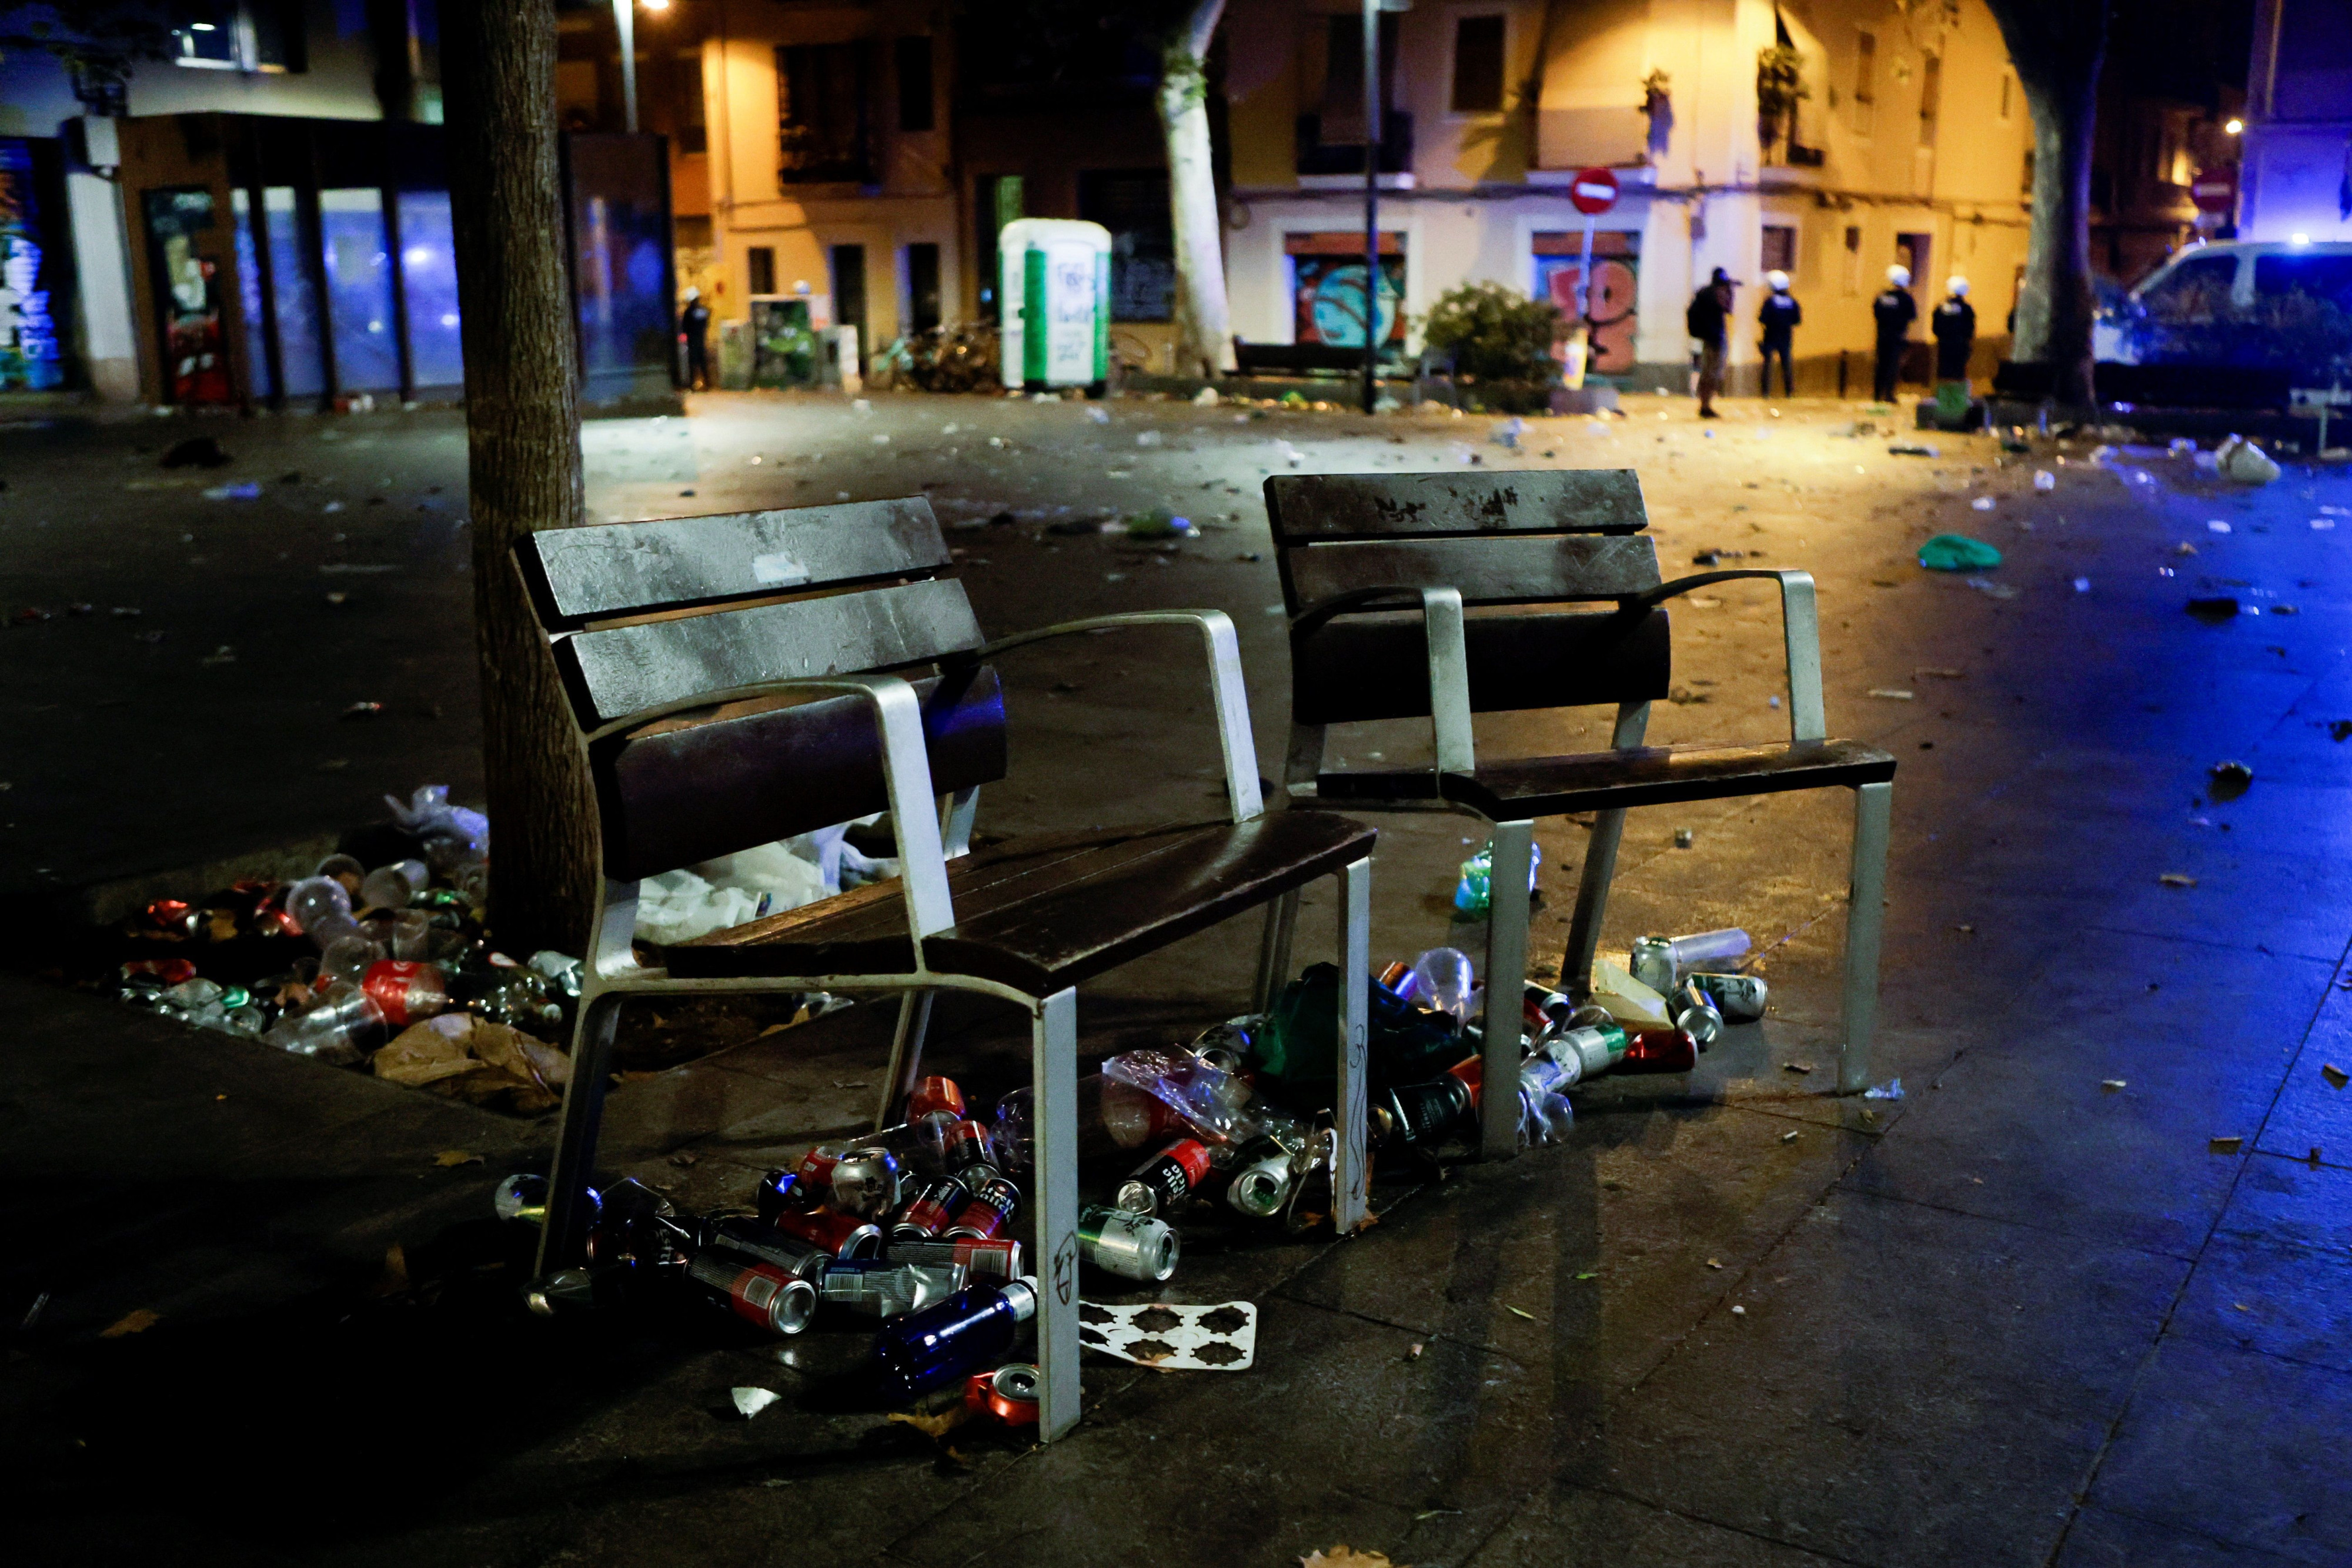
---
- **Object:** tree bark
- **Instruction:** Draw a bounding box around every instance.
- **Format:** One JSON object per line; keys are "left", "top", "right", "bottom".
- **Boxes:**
{"left": 1982, "top": 0, "right": 2107, "bottom": 408}
{"left": 1160, "top": 0, "right": 1234, "bottom": 378}
{"left": 442, "top": 0, "right": 600, "bottom": 957}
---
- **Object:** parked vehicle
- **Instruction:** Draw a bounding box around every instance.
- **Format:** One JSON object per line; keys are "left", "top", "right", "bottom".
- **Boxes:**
{"left": 2097, "top": 240, "right": 2352, "bottom": 382}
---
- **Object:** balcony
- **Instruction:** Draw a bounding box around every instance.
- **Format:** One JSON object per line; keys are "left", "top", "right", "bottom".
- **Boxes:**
{"left": 1296, "top": 112, "right": 1414, "bottom": 179}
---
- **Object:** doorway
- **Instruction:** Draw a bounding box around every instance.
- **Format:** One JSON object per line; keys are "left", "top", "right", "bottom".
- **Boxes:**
{"left": 831, "top": 242, "right": 867, "bottom": 368}
{"left": 1896, "top": 232, "right": 1931, "bottom": 307}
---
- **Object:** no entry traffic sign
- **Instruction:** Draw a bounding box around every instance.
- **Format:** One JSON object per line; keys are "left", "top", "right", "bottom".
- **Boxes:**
{"left": 2191, "top": 166, "right": 2238, "bottom": 215}
{"left": 1570, "top": 168, "right": 1619, "bottom": 216}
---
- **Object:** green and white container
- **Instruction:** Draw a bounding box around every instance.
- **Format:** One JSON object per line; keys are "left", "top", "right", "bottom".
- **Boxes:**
{"left": 997, "top": 218, "right": 1111, "bottom": 392}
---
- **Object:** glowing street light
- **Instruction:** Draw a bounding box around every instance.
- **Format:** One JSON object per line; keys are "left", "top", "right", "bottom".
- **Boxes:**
{"left": 2224, "top": 117, "right": 2243, "bottom": 135}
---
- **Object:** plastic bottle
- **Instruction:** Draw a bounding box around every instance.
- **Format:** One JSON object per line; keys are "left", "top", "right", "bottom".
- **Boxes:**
{"left": 360, "top": 959, "right": 448, "bottom": 1028}
{"left": 262, "top": 979, "right": 386, "bottom": 1062}
{"left": 991, "top": 1074, "right": 1185, "bottom": 1173}
{"left": 1517, "top": 1058, "right": 1577, "bottom": 1144}
{"left": 283, "top": 875, "right": 353, "bottom": 938}
{"left": 1410, "top": 948, "right": 1476, "bottom": 1027}
{"left": 359, "top": 859, "right": 429, "bottom": 911}
{"left": 320, "top": 933, "right": 385, "bottom": 987}
{"left": 388, "top": 909, "right": 436, "bottom": 961}
{"left": 869, "top": 1278, "right": 1038, "bottom": 1403}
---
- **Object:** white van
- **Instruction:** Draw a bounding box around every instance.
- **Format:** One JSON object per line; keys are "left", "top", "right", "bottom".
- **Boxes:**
{"left": 2097, "top": 239, "right": 2352, "bottom": 369}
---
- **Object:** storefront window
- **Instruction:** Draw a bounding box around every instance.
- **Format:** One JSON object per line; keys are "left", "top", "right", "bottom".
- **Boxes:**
{"left": 0, "top": 139, "right": 64, "bottom": 390}
{"left": 397, "top": 190, "right": 463, "bottom": 388}
{"left": 263, "top": 187, "right": 325, "bottom": 399}
{"left": 319, "top": 188, "right": 398, "bottom": 392}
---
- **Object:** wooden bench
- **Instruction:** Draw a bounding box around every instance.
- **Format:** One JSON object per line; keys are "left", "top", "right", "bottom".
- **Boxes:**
{"left": 515, "top": 496, "right": 1376, "bottom": 1440}
{"left": 1254, "top": 471, "right": 1895, "bottom": 1158}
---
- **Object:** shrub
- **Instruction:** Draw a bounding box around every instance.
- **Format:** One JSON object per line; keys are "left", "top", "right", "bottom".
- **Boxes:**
{"left": 1421, "top": 282, "right": 1565, "bottom": 384}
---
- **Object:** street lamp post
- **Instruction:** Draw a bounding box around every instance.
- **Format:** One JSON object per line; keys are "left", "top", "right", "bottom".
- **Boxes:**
{"left": 1361, "top": 0, "right": 1380, "bottom": 414}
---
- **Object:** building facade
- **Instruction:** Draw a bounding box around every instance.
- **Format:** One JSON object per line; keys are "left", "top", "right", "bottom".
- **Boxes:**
{"left": 2240, "top": 0, "right": 2352, "bottom": 243}
{"left": 1220, "top": 0, "right": 2038, "bottom": 393}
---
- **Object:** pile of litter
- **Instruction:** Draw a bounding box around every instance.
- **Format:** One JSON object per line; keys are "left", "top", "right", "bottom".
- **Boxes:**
{"left": 497, "top": 925, "right": 1772, "bottom": 1419}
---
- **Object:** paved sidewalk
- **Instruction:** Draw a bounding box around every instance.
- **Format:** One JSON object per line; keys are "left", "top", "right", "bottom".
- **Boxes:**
{"left": 5, "top": 397, "right": 2349, "bottom": 1565}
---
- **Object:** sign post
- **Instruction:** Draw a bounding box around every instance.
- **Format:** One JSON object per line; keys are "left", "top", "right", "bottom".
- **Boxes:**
{"left": 1568, "top": 168, "right": 1619, "bottom": 319}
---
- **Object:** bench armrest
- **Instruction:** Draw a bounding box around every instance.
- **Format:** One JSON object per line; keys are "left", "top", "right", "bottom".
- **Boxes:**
{"left": 979, "top": 611, "right": 1265, "bottom": 823}
{"left": 584, "top": 674, "right": 955, "bottom": 943}
{"left": 1632, "top": 569, "right": 1826, "bottom": 744}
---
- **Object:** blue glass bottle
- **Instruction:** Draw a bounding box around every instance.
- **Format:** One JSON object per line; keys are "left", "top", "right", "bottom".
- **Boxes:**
{"left": 870, "top": 1277, "right": 1037, "bottom": 1403}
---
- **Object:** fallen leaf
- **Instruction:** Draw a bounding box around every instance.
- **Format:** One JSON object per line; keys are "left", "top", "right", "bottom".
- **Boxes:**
{"left": 756, "top": 1023, "right": 791, "bottom": 1039}
{"left": 1783, "top": 1062, "right": 1814, "bottom": 1074}
{"left": 1705, "top": 1258, "right": 1723, "bottom": 1270}
{"left": 100, "top": 1309, "right": 161, "bottom": 1338}
{"left": 2210, "top": 1136, "right": 2244, "bottom": 1155}
{"left": 831, "top": 1079, "right": 871, "bottom": 1090}
{"left": 1730, "top": 1305, "right": 1747, "bottom": 1316}
{"left": 1573, "top": 1271, "right": 1598, "bottom": 1281}
{"left": 670, "top": 1151, "right": 700, "bottom": 1167}
{"left": 887, "top": 1406, "right": 972, "bottom": 1440}
{"left": 1867, "top": 688, "right": 1916, "bottom": 701}
{"left": 2323, "top": 1064, "right": 2348, "bottom": 1090}
{"left": 2101, "top": 1079, "right": 2127, "bottom": 1092}
{"left": 1504, "top": 1305, "right": 1536, "bottom": 1320}
{"left": 434, "top": 1149, "right": 483, "bottom": 1168}
{"left": 2233, "top": 1302, "right": 2252, "bottom": 1313}
{"left": 2159, "top": 872, "right": 2198, "bottom": 888}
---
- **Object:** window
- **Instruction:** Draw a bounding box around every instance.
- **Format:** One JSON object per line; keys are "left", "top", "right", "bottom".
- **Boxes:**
{"left": 2254, "top": 253, "right": 2352, "bottom": 312}
{"left": 1451, "top": 16, "right": 1506, "bottom": 113}
{"left": 906, "top": 242, "right": 941, "bottom": 333}
{"left": 1761, "top": 225, "right": 1797, "bottom": 274}
{"left": 1319, "top": 12, "right": 1399, "bottom": 138}
{"left": 1917, "top": 54, "right": 1939, "bottom": 146}
{"left": 171, "top": 2, "right": 303, "bottom": 72}
{"left": 2140, "top": 253, "right": 2236, "bottom": 320}
{"left": 896, "top": 36, "right": 936, "bottom": 132}
{"left": 676, "top": 51, "right": 707, "bottom": 154}
{"left": 1842, "top": 223, "right": 1863, "bottom": 295}
{"left": 1998, "top": 73, "right": 2013, "bottom": 122}
{"left": 1852, "top": 31, "right": 1876, "bottom": 136}
{"left": 2022, "top": 148, "right": 2036, "bottom": 195}
{"left": 747, "top": 246, "right": 777, "bottom": 296}
{"left": 777, "top": 42, "right": 873, "bottom": 183}
{"left": 1080, "top": 169, "right": 1174, "bottom": 322}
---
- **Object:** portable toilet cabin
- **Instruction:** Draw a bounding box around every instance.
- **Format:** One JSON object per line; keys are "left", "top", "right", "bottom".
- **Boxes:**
{"left": 998, "top": 218, "right": 1112, "bottom": 393}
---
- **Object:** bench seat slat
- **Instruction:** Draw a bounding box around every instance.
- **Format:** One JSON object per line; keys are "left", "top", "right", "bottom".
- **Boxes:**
{"left": 665, "top": 813, "right": 1378, "bottom": 993}
{"left": 1265, "top": 470, "right": 1647, "bottom": 542}
{"left": 557, "top": 576, "right": 984, "bottom": 726}
{"left": 1284, "top": 532, "right": 1661, "bottom": 609}
{"left": 523, "top": 500, "right": 951, "bottom": 626}
{"left": 1314, "top": 738, "right": 1895, "bottom": 817}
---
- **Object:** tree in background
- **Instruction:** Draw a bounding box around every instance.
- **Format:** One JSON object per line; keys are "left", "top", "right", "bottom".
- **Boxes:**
{"left": 1160, "top": 0, "right": 1233, "bottom": 377}
{"left": 442, "top": 0, "right": 600, "bottom": 956}
{"left": 1969, "top": 0, "right": 2109, "bottom": 406}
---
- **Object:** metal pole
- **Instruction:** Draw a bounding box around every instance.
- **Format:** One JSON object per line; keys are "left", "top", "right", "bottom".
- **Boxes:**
{"left": 613, "top": 0, "right": 638, "bottom": 133}
{"left": 1361, "top": 0, "right": 1379, "bottom": 415}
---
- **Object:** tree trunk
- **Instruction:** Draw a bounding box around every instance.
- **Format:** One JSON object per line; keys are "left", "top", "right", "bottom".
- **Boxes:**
{"left": 1160, "top": 0, "right": 1233, "bottom": 378}
{"left": 442, "top": 0, "right": 600, "bottom": 957}
{"left": 1982, "top": 0, "right": 2107, "bottom": 409}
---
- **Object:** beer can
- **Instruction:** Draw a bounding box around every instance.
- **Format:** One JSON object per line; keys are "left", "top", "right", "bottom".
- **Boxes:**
{"left": 1078, "top": 1204, "right": 1180, "bottom": 1282}
{"left": 1629, "top": 935, "right": 1678, "bottom": 998}
{"left": 941, "top": 1118, "right": 997, "bottom": 1174}
{"left": 794, "top": 1146, "right": 843, "bottom": 1188}
{"left": 1688, "top": 971, "right": 1768, "bottom": 1024}
{"left": 819, "top": 1259, "right": 964, "bottom": 1318}
{"left": 704, "top": 1215, "right": 831, "bottom": 1281}
{"left": 884, "top": 1236, "right": 1023, "bottom": 1281}
{"left": 828, "top": 1146, "right": 906, "bottom": 1220}
{"left": 1377, "top": 959, "right": 1418, "bottom": 1001}
{"left": 891, "top": 1175, "right": 970, "bottom": 1241}
{"left": 908, "top": 1075, "right": 966, "bottom": 1120}
{"left": 1522, "top": 981, "right": 1575, "bottom": 1036}
{"left": 1618, "top": 1028, "right": 1698, "bottom": 1075}
{"left": 688, "top": 1251, "right": 817, "bottom": 1336}
{"left": 1222, "top": 1136, "right": 1297, "bottom": 1219}
{"left": 1385, "top": 1075, "right": 1473, "bottom": 1146}
{"left": 941, "top": 1174, "right": 1020, "bottom": 1241}
{"left": 1115, "top": 1138, "right": 1213, "bottom": 1215}
{"left": 964, "top": 1362, "right": 1041, "bottom": 1426}
{"left": 769, "top": 1203, "right": 884, "bottom": 1259}
{"left": 1672, "top": 978, "right": 1724, "bottom": 1048}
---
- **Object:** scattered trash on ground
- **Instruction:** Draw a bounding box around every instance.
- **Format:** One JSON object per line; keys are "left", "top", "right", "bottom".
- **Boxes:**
{"left": 731, "top": 1386, "right": 782, "bottom": 1419}
{"left": 1919, "top": 534, "right": 2002, "bottom": 571}
{"left": 2102, "top": 1079, "right": 2127, "bottom": 1092}
{"left": 2215, "top": 434, "right": 2281, "bottom": 485}
{"left": 2159, "top": 872, "right": 2199, "bottom": 888}
{"left": 2321, "top": 1064, "right": 2348, "bottom": 1089}
{"left": 160, "top": 436, "right": 231, "bottom": 469}
{"left": 1080, "top": 1299, "right": 1258, "bottom": 1369}
{"left": 2186, "top": 597, "right": 2240, "bottom": 623}
{"left": 1863, "top": 1079, "right": 1903, "bottom": 1100}
{"left": 2034, "top": 470, "right": 2056, "bottom": 492}
{"left": 2208, "top": 760, "right": 2254, "bottom": 801}
{"left": 2209, "top": 1136, "right": 2244, "bottom": 1155}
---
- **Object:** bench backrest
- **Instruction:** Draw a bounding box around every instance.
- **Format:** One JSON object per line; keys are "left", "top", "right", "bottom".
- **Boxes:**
{"left": 516, "top": 498, "right": 1006, "bottom": 880}
{"left": 1264, "top": 470, "right": 1672, "bottom": 726}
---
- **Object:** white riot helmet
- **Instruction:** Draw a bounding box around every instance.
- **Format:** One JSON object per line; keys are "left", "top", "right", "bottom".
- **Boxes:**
{"left": 1887, "top": 265, "right": 1912, "bottom": 289}
{"left": 1766, "top": 269, "right": 1790, "bottom": 292}
{"left": 1947, "top": 276, "right": 1970, "bottom": 297}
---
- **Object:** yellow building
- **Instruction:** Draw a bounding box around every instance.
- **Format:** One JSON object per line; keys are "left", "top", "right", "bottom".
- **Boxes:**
{"left": 1220, "top": 0, "right": 2038, "bottom": 392}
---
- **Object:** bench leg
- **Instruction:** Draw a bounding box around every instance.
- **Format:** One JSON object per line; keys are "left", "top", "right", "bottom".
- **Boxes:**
{"left": 1561, "top": 701, "right": 1651, "bottom": 998}
{"left": 1254, "top": 890, "right": 1301, "bottom": 1014}
{"left": 535, "top": 988, "right": 624, "bottom": 1279}
{"left": 1331, "top": 858, "right": 1371, "bottom": 1235}
{"left": 1481, "top": 820, "right": 1535, "bottom": 1160}
{"left": 1031, "top": 985, "right": 1082, "bottom": 1441}
{"left": 877, "top": 989, "right": 937, "bottom": 1131}
{"left": 1840, "top": 781, "right": 1892, "bottom": 1095}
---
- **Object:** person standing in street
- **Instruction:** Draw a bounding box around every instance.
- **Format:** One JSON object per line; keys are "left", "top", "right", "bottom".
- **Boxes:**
{"left": 1932, "top": 276, "right": 1977, "bottom": 386}
{"left": 1758, "top": 269, "right": 1800, "bottom": 397}
{"left": 1688, "top": 266, "right": 1734, "bottom": 419}
{"left": 680, "top": 287, "right": 712, "bottom": 392}
{"left": 1871, "top": 265, "right": 1918, "bottom": 402}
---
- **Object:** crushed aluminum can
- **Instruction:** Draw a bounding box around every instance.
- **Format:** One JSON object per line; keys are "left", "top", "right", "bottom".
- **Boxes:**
{"left": 963, "top": 1362, "right": 1040, "bottom": 1425}
{"left": 1078, "top": 1205, "right": 1180, "bottom": 1282}
{"left": 883, "top": 1236, "right": 1023, "bottom": 1281}
{"left": 829, "top": 1146, "right": 906, "bottom": 1220}
{"left": 817, "top": 1259, "right": 964, "bottom": 1318}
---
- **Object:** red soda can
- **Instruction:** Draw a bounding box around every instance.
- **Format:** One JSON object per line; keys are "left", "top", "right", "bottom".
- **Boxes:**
{"left": 891, "top": 1175, "right": 970, "bottom": 1241}
{"left": 942, "top": 1118, "right": 996, "bottom": 1174}
{"left": 143, "top": 898, "right": 192, "bottom": 932}
{"left": 795, "top": 1146, "right": 843, "bottom": 1189}
{"left": 122, "top": 958, "right": 199, "bottom": 985}
{"left": 1446, "top": 1054, "right": 1484, "bottom": 1110}
{"left": 942, "top": 1173, "right": 1020, "bottom": 1241}
{"left": 1115, "top": 1138, "right": 1214, "bottom": 1216}
{"left": 770, "top": 1203, "right": 884, "bottom": 1259}
{"left": 686, "top": 1252, "right": 817, "bottom": 1336}
{"left": 1618, "top": 1028, "right": 1699, "bottom": 1074}
{"left": 360, "top": 959, "right": 446, "bottom": 1027}
{"left": 1377, "top": 959, "right": 1417, "bottom": 1001}
{"left": 908, "top": 1076, "right": 965, "bottom": 1120}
